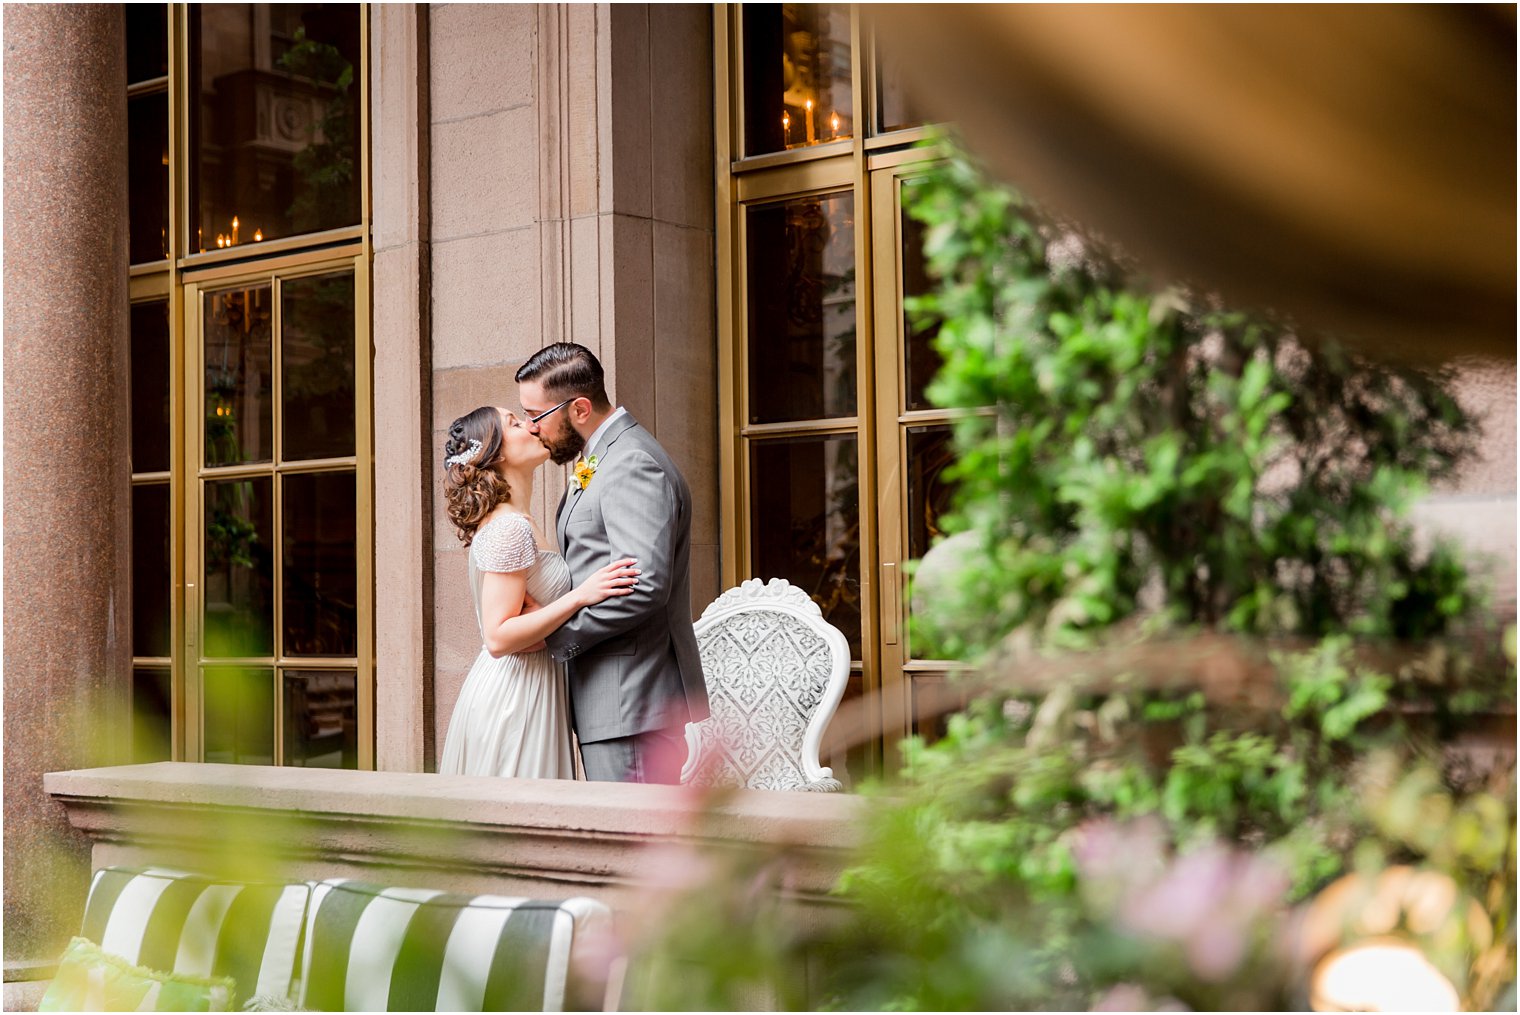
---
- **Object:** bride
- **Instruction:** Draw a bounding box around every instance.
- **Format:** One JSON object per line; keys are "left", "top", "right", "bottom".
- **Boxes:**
{"left": 437, "top": 405, "right": 638, "bottom": 779}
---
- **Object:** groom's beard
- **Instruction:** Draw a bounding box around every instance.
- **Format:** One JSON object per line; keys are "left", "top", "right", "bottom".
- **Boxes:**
{"left": 542, "top": 425, "right": 585, "bottom": 466}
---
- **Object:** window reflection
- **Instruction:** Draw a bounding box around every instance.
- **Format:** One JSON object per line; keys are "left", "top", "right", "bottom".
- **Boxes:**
{"left": 906, "top": 425, "right": 957, "bottom": 563}
{"left": 204, "top": 477, "right": 274, "bottom": 657}
{"left": 743, "top": 3, "right": 852, "bottom": 156}
{"left": 901, "top": 194, "right": 944, "bottom": 412}
{"left": 747, "top": 192, "right": 856, "bottom": 423}
{"left": 190, "top": 4, "right": 362, "bottom": 252}
{"left": 283, "top": 670, "right": 357, "bottom": 768}
{"left": 283, "top": 472, "right": 357, "bottom": 657}
{"left": 132, "top": 667, "right": 173, "bottom": 764}
{"left": 133, "top": 484, "right": 172, "bottom": 659}
{"left": 204, "top": 285, "right": 274, "bottom": 466}
{"left": 281, "top": 271, "right": 355, "bottom": 461}
{"left": 130, "top": 300, "right": 172, "bottom": 473}
{"left": 750, "top": 434, "right": 861, "bottom": 655}
{"left": 128, "top": 95, "right": 169, "bottom": 264}
{"left": 203, "top": 667, "right": 274, "bottom": 765}
{"left": 126, "top": 5, "right": 169, "bottom": 85}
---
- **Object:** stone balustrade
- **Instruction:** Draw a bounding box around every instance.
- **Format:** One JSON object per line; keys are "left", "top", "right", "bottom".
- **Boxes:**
{"left": 44, "top": 763, "right": 866, "bottom": 909}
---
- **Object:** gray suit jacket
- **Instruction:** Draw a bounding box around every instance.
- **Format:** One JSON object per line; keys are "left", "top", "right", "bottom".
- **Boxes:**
{"left": 546, "top": 414, "right": 709, "bottom": 743}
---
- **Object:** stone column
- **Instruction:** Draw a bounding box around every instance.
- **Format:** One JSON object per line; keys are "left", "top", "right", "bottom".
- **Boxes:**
{"left": 3, "top": 3, "right": 132, "bottom": 994}
{"left": 371, "top": 4, "right": 436, "bottom": 772}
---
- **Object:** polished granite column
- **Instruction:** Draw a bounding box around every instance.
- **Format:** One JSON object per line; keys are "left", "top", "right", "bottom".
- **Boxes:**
{"left": 3, "top": 3, "right": 131, "bottom": 992}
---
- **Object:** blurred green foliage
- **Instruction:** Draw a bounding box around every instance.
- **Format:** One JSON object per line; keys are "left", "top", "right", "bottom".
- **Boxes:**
{"left": 902, "top": 140, "right": 1479, "bottom": 657}
{"left": 633, "top": 137, "right": 1514, "bottom": 1011}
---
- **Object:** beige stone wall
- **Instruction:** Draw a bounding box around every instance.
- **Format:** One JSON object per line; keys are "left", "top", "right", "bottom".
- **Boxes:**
{"left": 422, "top": 4, "right": 717, "bottom": 761}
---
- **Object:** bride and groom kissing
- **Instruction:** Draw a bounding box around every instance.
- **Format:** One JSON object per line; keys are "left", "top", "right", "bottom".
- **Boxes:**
{"left": 437, "top": 342, "right": 710, "bottom": 784}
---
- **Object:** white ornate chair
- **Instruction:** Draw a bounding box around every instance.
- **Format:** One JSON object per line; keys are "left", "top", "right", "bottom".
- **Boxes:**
{"left": 682, "top": 578, "right": 851, "bottom": 792}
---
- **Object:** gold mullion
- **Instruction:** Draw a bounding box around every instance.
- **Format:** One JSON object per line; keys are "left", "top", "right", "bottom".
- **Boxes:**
{"left": 183, "top": 278, "right": 203, "bottom": 762}
{"left": 353, "top": 250, "right": 375, "bottom": 769}
{"left": 864, "top": 126, "right": 934, "bottom": 155}
{"left": 168, "top": 2, "right": 185, "bottom": 763}
{"left": 734, "top": 157, "right": 853, "bottom": 204}
{"left": 197, "top": 462, "right": 279, "bottom": 482}
{"left": 729, "top": 3, "right": 745, "bottom": 163}
{"left": 741, "top": 418, "right": 860, "bottom": 440}
{"left": 732, "top": 140, "right": 851, "bottom": 175}
{"left": 870, "top": 167, "right": 908, "bottom": 758}
{"left": 715, "top": 4, "right": 741, "bottom": 591}
{"left": 272, "top": 275, "right": 285, "bottom": 767}
{"left": 178, "top": 225, "right": 366, "bottom": 272}
{"left": 181, "top": 244, "right": 364, "bottom": 287}
{"left": 278, "top": 657, "right": 359, "bottom": 670}
{"left": 848, "top": 3, "right": 884, "bottom": 780}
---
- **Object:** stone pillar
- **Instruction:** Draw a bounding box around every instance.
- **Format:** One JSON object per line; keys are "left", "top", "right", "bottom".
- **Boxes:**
{"left": 372, "top": 4, "right": 436, "bottom": 772}
{"left": 2, "top": 2, "right": 132, "bottom": 994}
{"left": 426, "top": 4, "right": 717, "bottom": 753}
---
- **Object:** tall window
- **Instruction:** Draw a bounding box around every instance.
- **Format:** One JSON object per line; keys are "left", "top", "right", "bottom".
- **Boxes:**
{"left": 718, "top": 5, "right": 970, "bottom": 778}
{"left": 125, "top": 4, "right": 372, "bottom": 769}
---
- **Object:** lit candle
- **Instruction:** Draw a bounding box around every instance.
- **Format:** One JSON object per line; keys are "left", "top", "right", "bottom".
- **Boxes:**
{"left": 830, "top": 111, "right": 840, "bottom": 139}
{"left": 254, "top": 229, "right": 263, "bottom": 242}
{"left": 231, "top": 216, "right": 239, "bottom": 245}
{"left": 782, "top": 110, "right": 791, "bottom": 146}
{"left": 805, "top": 98, "right": 815, "bottom": 144}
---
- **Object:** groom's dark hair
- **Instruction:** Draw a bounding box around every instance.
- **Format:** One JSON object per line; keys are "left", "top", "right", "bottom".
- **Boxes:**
{"left": 516, "top": 342, "right": 612, "bottom": 410}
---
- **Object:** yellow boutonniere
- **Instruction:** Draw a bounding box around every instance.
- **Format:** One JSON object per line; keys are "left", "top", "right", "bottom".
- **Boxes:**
{"left": 573, "top": 454, "right": 599, "bottom": 491}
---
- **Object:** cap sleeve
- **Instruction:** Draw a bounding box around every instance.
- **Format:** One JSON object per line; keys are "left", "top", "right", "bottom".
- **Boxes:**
{"left": 472, "top": 514, "right": 539, "bottom": 574}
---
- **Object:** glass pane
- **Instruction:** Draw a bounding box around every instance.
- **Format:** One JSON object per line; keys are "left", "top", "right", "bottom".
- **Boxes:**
{"left": 747, "top": 192, "right": 856, "bottom": 423}
{"left": 910, "top": 676, "right": 964, "bottom": 746}
{"left": 204, "top": 477, "right": 274, "bottom": 657}
{"left": 133, "top": 483, "right": 172, "bottom": 659}
{"left": 130, "top": 300, "right": 172, "bottom": 473}
{"left": 128, "top": 95, "right": 170, "bottom": 264}
{"left": 283, "top": 670, "right": 357, "bottom": 768}
{"left": 749, "top": 434, "right": 861, "bottom": 655}
{"left": 126, "top": 5, "right": 169, "bottom": 84}
{"left": 282, "top": 271, "right": 355, "bottom": 460}
{"left": 203, "top": 667, "right": 274, "bottom": 765}
{"left": 190, "top": 4, "right": 362, "bottom": 252}
{"left": 875, "top": 39, "right": 925, "bottom": 134}
{"left": 283, "top": 472, "right": 357, "bottom": 657}
{"left": 906, "top": 425, "right": 958, "bottom": 563}
{"left": 743, "top": 3, "right": 852, "bottom": 156}
{"left": 204, "top": 285, "right": 273, "bottom": 466}
{"left": 901, "top": 193, "right": 944, "bottom": 412}
{"left": 132, "top": 667, "right": 173, "bottom": 763}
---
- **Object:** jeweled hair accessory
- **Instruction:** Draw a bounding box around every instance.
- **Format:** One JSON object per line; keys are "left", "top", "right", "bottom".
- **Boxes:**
{"left": 444, "top": 438, "right": 483, "bottom": 469}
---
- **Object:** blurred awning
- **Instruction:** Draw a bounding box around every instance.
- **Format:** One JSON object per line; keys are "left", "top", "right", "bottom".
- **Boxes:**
{"left": 868, "top": 4, "right": 1516, "bottom": 362}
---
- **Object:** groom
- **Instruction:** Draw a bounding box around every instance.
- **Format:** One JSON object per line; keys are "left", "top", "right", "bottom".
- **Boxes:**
{"left": 516, "top": 343, "right": 709, "bottom": 783}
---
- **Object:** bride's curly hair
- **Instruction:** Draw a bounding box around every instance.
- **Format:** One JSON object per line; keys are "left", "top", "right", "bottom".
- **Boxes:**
{"left": 442, "top": 406, "right": 509, "bottom": 546}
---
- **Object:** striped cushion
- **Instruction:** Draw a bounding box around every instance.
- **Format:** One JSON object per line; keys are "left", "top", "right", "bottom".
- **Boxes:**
{"left": 80, "top": 867, "right": 312, "bottom": 1008}
{"left": 298, "top": 880, "right": 613, "bottom": 1012}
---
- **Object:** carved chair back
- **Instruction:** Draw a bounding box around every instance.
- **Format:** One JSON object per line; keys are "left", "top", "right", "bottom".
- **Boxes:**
{"left": 682, "top": 578, "right": 850, "bottom": 792}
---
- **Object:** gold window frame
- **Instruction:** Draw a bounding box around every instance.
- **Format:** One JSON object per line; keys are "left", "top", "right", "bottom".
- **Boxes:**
{"left": 125, "top": 4, "right": 375, "bottom": 767}
{"left": 715, "top": 3, "right": 958, "bottom": 773}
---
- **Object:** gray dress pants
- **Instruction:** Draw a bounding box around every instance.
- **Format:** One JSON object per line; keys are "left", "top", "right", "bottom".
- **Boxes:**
{"left": 580, "top": 726, "right": 687, "bottom": 784}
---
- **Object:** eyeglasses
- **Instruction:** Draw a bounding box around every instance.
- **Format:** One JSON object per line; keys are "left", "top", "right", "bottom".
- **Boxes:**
{"left": 526, "top": 396, "right": 575, "bottom": 426}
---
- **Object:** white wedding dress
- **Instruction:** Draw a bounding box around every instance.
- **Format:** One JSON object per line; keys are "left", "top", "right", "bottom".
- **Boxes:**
{"left": 438, "top": 512, "right": 577, "bottom": 779}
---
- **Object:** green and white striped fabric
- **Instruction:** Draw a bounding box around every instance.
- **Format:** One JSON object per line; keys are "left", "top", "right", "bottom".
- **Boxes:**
{"left": 298, "top": 880, "right": 613, "bottom": 1012}
{"left": 79, "top": 867, "right": 311, "bottom": 1009}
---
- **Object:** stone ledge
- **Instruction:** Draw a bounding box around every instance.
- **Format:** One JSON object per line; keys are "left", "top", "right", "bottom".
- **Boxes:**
{"left": 44, "top": 764, "right": 868, "bottom": 907}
